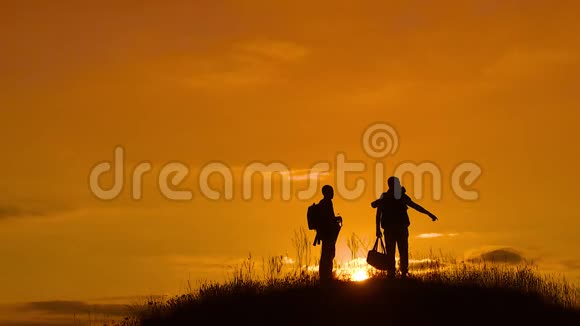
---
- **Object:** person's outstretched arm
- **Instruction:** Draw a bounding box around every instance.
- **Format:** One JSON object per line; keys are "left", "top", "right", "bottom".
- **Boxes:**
{"left": 407, "top": 200, "right": 438, "bottom": 221}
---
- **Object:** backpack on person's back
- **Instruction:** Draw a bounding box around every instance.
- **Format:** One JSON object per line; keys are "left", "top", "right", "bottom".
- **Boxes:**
{"left": 307, "top": 202, "right": 321, "bottom": 230}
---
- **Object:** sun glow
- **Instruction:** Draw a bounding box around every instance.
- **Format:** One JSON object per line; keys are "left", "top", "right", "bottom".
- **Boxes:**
{"left": 305, "top": 257, "right": 443, "bottom": 282}
{"left": 351, "top": 269, "right": 370, "bottom": 282}
{"left": 333, "top": 258, "right": 373, "bottom": 282}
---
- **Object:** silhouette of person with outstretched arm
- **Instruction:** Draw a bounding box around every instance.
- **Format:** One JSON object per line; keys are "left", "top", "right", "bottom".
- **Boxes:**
{"left": 372, "top": 176, "right": 438, "bottom": 278}
{"left": 316, "top": 185, "right": 342, "bottom": 282}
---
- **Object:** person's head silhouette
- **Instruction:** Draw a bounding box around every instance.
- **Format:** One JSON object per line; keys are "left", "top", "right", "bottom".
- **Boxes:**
{"left": 387, "top": 176, "right": 404, "bottom": 198}
{"left": 387, "top": 176, "right": 401, "bottom": 190}
{"left": 322, "top": 185, "right": 334, "bottom": 199}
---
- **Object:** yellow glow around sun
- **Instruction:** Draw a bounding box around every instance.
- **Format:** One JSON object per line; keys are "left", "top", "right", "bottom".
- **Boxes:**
{"left": 332, "top": 258, "right": 372, "bottom": 282}
{"left": 306, "top": 257, "right": 442, "bottom": 282}
{"left": 351, "top": 269, "right": 369, "bottom": 282}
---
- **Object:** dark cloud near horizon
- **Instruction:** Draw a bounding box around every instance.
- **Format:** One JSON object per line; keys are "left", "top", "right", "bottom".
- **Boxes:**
{"left": 0, "top": 300, "right": 131, "bottom": 326}
{"left": 0, "top": 206, "right": 44, "bottom": 219}
{"left": 0, "top": 320, "right": 69, "bottom": 326}
{"left": 466, "top": 248, "right": 525, "bottom": 265}
{"left": 0, "top": 202, "right": 72, "bottom": 220}
{"left": 17, "top": 300, "right": 128, "bottom": 316}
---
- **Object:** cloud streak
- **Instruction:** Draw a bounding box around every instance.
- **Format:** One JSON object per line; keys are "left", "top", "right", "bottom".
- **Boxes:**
{"left": 465, "top": 247, "right": 525, "bottom": 265}
{"left": 185, "top": 40, "right": 308, "bottom": 89}
{"left": 279, "top": 169, "right": 330, "bottom": 181}
{"left": 0, "top": 202, "right": 72, "bottom": 220}
{"left": 0, "top": 300, "right": 130, "bottom": 326}
{"left": 0, "top": 206, "right": 44, "bottom": 219}
{"left": 17, "top": 300, "right": 128, "bottom": 316}
{"left": 416, "top": 233, "right": 459, "bottom": 239}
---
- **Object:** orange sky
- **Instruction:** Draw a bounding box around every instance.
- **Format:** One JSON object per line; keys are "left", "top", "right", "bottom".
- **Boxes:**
{"left": 1, "top": 0, "right": 579, "bottom": 322}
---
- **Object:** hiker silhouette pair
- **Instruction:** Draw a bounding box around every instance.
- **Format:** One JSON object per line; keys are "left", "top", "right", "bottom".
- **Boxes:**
{"left": 314, "top": 176, "right": 438, "bottom": 281}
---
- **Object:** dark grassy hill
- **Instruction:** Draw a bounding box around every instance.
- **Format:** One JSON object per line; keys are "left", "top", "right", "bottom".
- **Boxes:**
{"left": 123, "top": 266, "right": 579, "bottom": 326}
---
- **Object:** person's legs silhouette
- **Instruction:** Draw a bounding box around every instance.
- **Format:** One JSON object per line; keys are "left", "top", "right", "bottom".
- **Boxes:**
{"left": 398, "top": 228, "right": 409, "bottom": 277}
{"left": 319, "top": 238, "right": 336, "bottom": 282}
{"left": 384, "top": 229, "right": 397, "bottom": 278}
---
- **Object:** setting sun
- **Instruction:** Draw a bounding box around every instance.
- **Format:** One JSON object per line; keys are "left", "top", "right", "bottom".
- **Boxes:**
{"left": 351, "top": 269, "right": 370, "bottom": 282}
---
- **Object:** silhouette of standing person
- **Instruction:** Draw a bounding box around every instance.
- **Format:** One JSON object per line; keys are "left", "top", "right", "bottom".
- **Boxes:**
{"left": 372, "top": 176, "right": 438, "bottom": 278}
{"left": 316, "top": 185, "right": 342, "bottom": 282}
